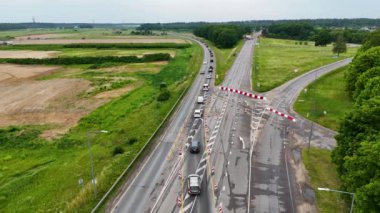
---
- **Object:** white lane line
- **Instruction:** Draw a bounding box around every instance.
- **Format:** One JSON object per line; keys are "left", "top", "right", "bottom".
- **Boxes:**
{"left": 239, "top": 136, "right": 245, "bottom": 149}
{"left": 199, "top": 156, "right": 208, "bottom": 164}
{"left": 207, "top": 141, "right": 215, "bottom": 147}
{"left": 210, "top": 135, "right": 217, "bottom": 140}
{"left": 184, "top": 193, "right": 190, "bottom": 201}
{"left": 222, "top": 185, "right": 226, "bottom": 191}
{"left": 183, "top": 202, "right": 193, "bottom": 212}
{"left": 196, "top": 164, "right": 207, "bottom": 174}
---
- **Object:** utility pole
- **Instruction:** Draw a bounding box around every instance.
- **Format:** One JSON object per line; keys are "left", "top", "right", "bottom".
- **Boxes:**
{"left": 86, "top": 130, "right": 108, "bottom": 199}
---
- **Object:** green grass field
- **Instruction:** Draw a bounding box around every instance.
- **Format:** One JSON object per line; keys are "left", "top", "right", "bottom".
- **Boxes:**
{"left": 0, "top": 41, "right": 202, "bottom": 212}
{"left": 205, "top": 40, "right": 244, "bottom": 85}
{"left": 302, "top": 148, "right": 349, "bottom": 213}
{"left": 294, "top": 66, "right": 353, "bottom": 131}
{"left": 252, "top": 38, "right": 358, "bottom": 92}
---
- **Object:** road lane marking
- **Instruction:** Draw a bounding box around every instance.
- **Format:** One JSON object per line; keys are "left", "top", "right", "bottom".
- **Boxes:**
{"left": 196, "top": 164, "right": 207, "bottom": 174}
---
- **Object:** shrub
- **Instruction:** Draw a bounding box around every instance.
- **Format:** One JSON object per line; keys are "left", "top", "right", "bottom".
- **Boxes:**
{"left": 157, "top": 90, "right": 171, "bottom": 101}
{"left": 112, "top": 146, "right": 125, "bottom": 156}
{"left": 128, "top": 137, "right": 138, "bottom": 145}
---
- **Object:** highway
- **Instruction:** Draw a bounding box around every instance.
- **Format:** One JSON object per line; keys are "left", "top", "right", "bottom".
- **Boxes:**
{"left": 107, "top": 32, "right": 352, "bottom": 213}
{"left": 107, "top": 38, "right": 214, "bottom": 213}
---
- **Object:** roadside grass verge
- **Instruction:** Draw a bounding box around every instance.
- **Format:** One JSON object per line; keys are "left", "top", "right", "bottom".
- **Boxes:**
{"left": 252, "top": 37, "right": 358, "bottom": 92}
{"left": 294, "top": 66, "right": 353, "bottom": 131}
{"left": 302, "top": 148, "right": 349, "bottom": 212}
{"left": 204, "top": 40, "right": 244, "bottom": 85}
{"left": 0, "top": 43, "right": 203, "bottom": 212}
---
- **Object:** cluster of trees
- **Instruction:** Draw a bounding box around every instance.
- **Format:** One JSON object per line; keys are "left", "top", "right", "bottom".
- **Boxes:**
{"left": 332, "top": 30, "right": 380, "bottom": 212}
{"left": 0, "top": 53, "right": 171, "bottom": 65}
{"left": 314, "top": 28, "right": 369, "bottom": 46}
{"left": 262, "top": 22, "right": 371, "bottom": 44}
{"left": 193, "top": 25, "right": 251, "bottom": 48}
{"left": 262, "top": 22, "right": 314, "bottom": 40}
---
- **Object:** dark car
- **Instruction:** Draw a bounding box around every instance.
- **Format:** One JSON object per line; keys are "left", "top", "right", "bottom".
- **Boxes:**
{"left": 190, "top": 140, "right": 201, "bottom": 153}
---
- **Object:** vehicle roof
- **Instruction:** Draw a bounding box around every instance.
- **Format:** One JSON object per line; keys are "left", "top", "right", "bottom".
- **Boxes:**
{"left": 188, "top": 175, "right": 200, "bottom": 186}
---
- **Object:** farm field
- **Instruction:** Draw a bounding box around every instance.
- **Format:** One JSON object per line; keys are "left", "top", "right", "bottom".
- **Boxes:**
{"left": 0, "top": 34, "right": 202, "bottom": 212}
{"left": 252, "top": 37, "right": 358, "bottom": 92}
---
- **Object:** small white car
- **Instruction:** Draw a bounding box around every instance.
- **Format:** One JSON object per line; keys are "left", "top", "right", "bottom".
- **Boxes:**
{"left": 194, "top": 109, "right": 202, "bottom": 118}
{"left": 197, "top": 96, "right": 204, "bottom": 104}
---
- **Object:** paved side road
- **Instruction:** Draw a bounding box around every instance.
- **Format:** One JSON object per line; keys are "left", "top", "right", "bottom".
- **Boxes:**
{"left": 249, "top": 58, "right": 352, "bottom": 213}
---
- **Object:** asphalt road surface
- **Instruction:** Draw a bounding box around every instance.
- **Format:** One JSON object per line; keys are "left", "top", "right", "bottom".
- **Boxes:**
{"left": 108, "top": 38, "right": 213, "bottom": 213}
{"left": 107, "top": 32, "right": 351, "bottom": 213}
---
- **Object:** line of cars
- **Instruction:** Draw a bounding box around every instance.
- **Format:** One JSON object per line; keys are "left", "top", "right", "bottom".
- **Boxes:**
{"left": 187, "top": 43, "right": 215, "bottom": 195}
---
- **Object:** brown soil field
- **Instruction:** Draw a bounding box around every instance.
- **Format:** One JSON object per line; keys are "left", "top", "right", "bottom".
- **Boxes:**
{"left": 0, "top": 64, "right": 60, "bottom": 82}
{"left": 0, "top": 63, "right": 137, "bottom": 139}
{"left": 14, "top": 38, "right": 186, "bottom": 44}
{"left": 0, "top": 50, "right": 59, "bottom": 59}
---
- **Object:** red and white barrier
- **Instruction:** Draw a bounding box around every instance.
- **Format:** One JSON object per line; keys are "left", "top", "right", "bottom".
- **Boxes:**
{"left": 266, "top": 107, "right": 296, "bottom": 122}
{"left": 220, "top": 86, "right": 266, "bottom": 100}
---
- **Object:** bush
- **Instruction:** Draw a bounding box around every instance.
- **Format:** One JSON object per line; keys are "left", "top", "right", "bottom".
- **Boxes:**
{"left": 112, "top": 146, "right": 125, "bottom": 156}
{"left": 157, "top": 90, "right": 171, "bottom": 101}
{"left": 160, "top": 82, "right": 167, "bottom": 90}
{"left": 128, "top": 137, "right": 138, "bottom": 145}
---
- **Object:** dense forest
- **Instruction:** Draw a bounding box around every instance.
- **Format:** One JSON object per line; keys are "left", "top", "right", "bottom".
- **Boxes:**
{"left": 193, "top": 25, "right": 251, "bottom": 48}
{"left": 332, "top": 30, "right": 380, "bottom": 212}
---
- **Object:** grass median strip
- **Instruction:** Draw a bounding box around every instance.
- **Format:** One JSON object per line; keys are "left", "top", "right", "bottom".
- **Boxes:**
{"left": 205, "top": 40, "right": 244, "bottom": 85}
{"left": 294, "top": 66, "right": 353, "bottom": 131}
{"left": 252, "top": 37, "right": 358, "bottom": 92}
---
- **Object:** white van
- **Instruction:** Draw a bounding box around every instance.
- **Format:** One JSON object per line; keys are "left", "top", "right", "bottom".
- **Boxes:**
{"left": 194, "top": 109, "right": 202, "bottom": 118}
{"left": 197, "top": 96, "right": 204, "bottom": 104}
{"left": 187, "top": 174, "right": 201, "bottom": 195}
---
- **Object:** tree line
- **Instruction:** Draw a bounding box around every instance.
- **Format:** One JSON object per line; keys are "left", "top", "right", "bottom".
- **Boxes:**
{"left": 332, "top": 29, "right": 380, "bottom": 212}
{"left": 193, "top": 25, "right": 251, "bottom": 48}
{"left": 263, "top": 22, "right": 371, "bottom": 44}
{"left": 0, "top": 53, "right": 171, "bottom": 65}
{"left": 137, "top": 19, "right": 380, "bottom": 32}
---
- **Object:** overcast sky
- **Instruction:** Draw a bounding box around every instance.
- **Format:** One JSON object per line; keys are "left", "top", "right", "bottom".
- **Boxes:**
{"left": 0, "top": 0, "right": 379, "bottom": 23}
